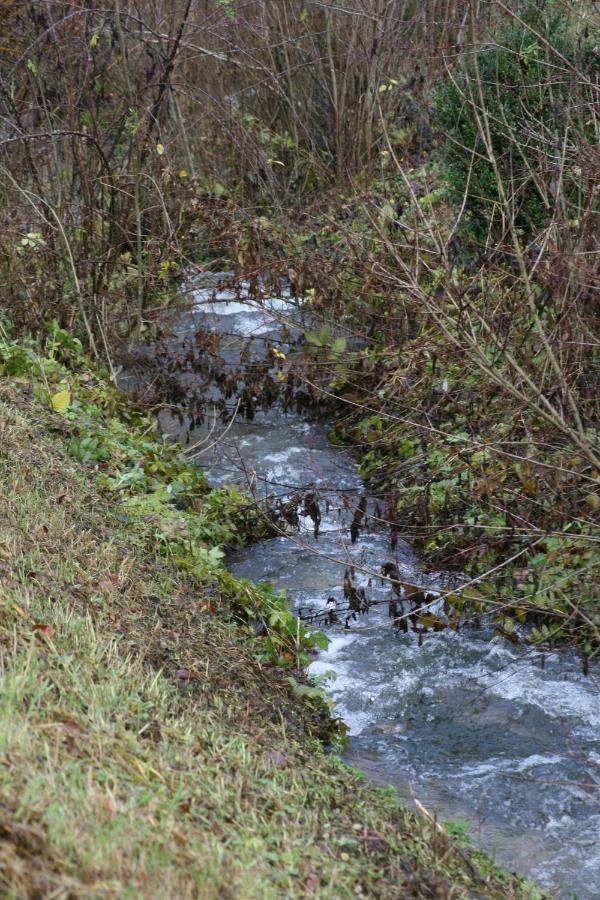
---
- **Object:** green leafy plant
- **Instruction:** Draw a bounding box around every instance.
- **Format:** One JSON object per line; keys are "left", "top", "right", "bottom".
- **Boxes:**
{"left": 433, "top": 4, "right": 599, "bottom": 235}
{"left": 304, "top": 326, "right": 347, "bottom": 360}
{"left": 1, "top": 322, "right": 331, "bottom": 668}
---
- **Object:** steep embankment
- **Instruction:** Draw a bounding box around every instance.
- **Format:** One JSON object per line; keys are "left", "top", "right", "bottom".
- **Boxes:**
{"left": 0, "top": 345, "right": 536, "bottom": 897}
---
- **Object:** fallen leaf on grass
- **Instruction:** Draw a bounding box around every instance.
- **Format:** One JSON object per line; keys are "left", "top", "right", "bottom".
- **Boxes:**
{"left": 99, "top": 573, "right": 119, "bottom": 593}
{"left": 265, "top": 750, "right": 287, "bottom": 768}
{"left": 93, "top": 790, "right": 117, "bottom": 816}
{"left": 33, "top": 623, "right": 55, "bottom": 638}
{"left": 58, "top": 719, "right": 85, "bottom": 735}
{"left": 51, "top": 389, "right": 71, "bottom": 412}
{"left": 200, "top": 600, "right": 216, "bottom": 614}
{"left": 300, "top": 874, "right": 320, "bottom": 892}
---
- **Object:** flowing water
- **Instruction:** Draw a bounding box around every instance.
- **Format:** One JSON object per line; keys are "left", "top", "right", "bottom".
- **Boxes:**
{"left": 149, "top": 278, "right": 600, "bottom": 898}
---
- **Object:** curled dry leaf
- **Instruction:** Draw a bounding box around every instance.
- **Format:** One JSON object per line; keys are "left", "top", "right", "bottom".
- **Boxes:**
{"left": 33, "top": 623, "right": 56, "bottom": 638}
{"left": 172, "top": 828, "right": 187, "bottom": 847}
{"left": 99, "top": 574, "right": 119, "bottom": 593}
{"left": 200, "top": 600, "right": 216, "bottom": 614}
{"left": 350, "top": 494, "right": 367, "bottom": 543}
{"left": 93, "top": 790, "right": 117, "bottom": 816}
{"left": 301, "top": 874, "right": 320, "bottom": 892}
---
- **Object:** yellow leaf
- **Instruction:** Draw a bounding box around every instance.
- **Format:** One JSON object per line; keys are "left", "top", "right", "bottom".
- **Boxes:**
{"left": 51, "top": 389, "right": 71, "bottom": 412}
{"left": 178, "top": 169, "right": 188, "bottom": 178}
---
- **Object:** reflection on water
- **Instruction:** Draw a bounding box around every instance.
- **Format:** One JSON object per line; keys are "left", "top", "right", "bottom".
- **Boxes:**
{"left": 168, "top": 279, "right": 600, "bottom": 898}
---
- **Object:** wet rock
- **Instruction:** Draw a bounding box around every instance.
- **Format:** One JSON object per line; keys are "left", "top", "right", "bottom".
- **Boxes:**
{"left": 372, "top": 722, "right": 396, "bottom": 735}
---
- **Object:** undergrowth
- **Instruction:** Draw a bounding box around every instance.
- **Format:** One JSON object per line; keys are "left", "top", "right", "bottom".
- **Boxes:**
{"left": 0, "top": 318, "right": 326, "bottom": 670}
{"left": 218, "top": 159, "right": 599, "bottom": 660}
{"left": 0, "top": 325, "right": 539, "bottom": 897}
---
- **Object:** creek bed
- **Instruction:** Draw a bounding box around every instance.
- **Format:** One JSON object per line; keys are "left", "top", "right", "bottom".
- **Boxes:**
{"left": 156, "top": 278, "right": 600, "bottom": 898}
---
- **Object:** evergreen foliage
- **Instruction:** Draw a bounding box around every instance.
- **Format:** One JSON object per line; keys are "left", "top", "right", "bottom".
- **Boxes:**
{"left": 434, "top": 3, "right": 599, "bottom": 236}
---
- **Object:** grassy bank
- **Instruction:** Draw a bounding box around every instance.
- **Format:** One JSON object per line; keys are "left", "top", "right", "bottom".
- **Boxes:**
{"left": 0, "top": 335, "right": 537, "bottom": 897}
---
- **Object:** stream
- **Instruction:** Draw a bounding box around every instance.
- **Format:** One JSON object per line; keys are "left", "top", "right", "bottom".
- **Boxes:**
{"left": 146, "top": 277, "right": 600, "bottom": 898}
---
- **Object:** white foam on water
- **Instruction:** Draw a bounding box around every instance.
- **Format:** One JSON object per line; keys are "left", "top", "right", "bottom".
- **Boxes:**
{"left": 193, "top": 286, "right": 298, "bottom": 321}
{"left": 453, "top": 758, "right": 512, "bottom": 779}
{"left": 297, "top": 514, "right": 341, "bottom": 535}
{"left": 516, "top": 753, "right": 570, "bottom": 772}
{"left": 310, "top": 634, "right": 357, "bottom": 664}
{"left": 308, "top": 660, "right": 337, "bottom": 679}
{"left": 450, "top": 753, "right": 569, "bottom": 782}
{"left": 477, "top": 664, "right": 600, "bottom": 728}
{"left": 262, "top": 295, "right": 297, "bottom": 312}
{"left": 484, "top": 639, "right": 519, "bottom": 662}
{"left": 229, "top": 314, "right": 276, "bottom": 337}
{"left": 262, "top": 448, "right": 305, "bottom": 464}
{"left": 387, "top": 671, "right": 420, "bottom": 696}
{"left": 546, "top": 814, "right": 575, "bottom": 830}
{"left": 401, "top": 631, "right": 600, "bottom": 732}
{"left": 335, "top": 706, "right": 372, "bottom": 735}
{"left": 192, "top": 289, "right": 243, "bottom": 312}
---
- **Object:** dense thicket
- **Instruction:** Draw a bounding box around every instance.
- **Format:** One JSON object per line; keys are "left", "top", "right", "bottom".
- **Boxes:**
{"left": 1, "top": 1, "right": 504, "bottom": 335}
{"left": 1, "top": 0, "right": 598, "bottom": 653}
{"left": 434, "top": 4, "right": 600, "bottom": 235}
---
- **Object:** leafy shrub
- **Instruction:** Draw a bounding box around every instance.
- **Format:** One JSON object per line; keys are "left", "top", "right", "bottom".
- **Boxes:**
{"left": 433, "top": 2, "right": 599, "bottom": 237}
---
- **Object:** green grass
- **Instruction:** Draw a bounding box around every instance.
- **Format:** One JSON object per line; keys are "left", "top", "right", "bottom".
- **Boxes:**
{"left": 0, "top": 374, "right": 540, "bottom": 897}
